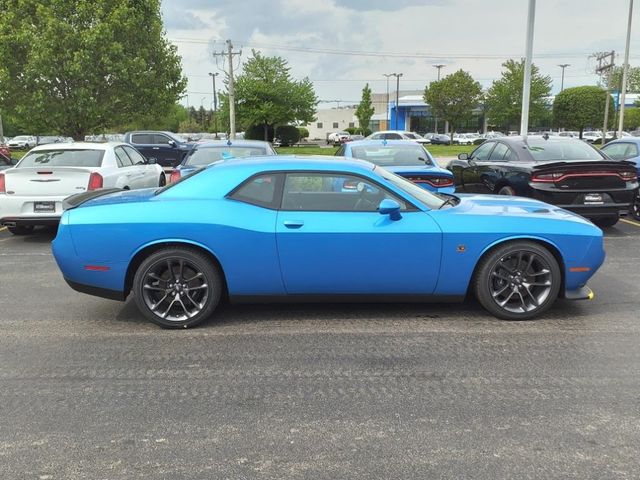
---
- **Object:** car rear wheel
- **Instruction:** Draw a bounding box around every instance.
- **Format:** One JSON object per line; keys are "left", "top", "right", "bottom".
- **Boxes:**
{"left": 474, "top": 241, "right": 561, "bottom": 320}
{"left": 498, "top": 185, "right": 516, "bottom": 196}
{"left": 593, "top": 215, "right": 619, "bottom": 228}
{"left": 631, "top": 193, "right": 640, "bottom": 221}
{"left": 7, "top": 225, "right": 35, "bottom": 235}
{"left": 133, "top": 247, "right": 223, "bottom": 328}
{"left": 159, "top": 174, "right": 166, "bottom": 187}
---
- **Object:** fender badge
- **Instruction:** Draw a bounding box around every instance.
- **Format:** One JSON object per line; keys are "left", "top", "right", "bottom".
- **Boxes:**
{"left": 456, "top": 244, "right": 466, "bottom": 253}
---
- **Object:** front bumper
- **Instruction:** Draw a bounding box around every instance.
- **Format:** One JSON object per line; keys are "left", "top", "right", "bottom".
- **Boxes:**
{"left": 564, "top": 285, "right": 595, "bottom": 301}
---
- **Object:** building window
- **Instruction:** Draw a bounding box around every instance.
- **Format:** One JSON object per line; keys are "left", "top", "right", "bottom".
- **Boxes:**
{"left": 349, "top": 122, "right": 355, "bottom": 128}
{"left": 333, "top": 122, "right": 339, "bottom": 129}
{"left": 317, "top": 122, "right": 323, "bottom": 129}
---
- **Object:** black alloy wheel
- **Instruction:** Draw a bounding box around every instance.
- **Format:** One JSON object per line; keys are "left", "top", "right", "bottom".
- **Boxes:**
{"left": 631, "top": 192, "right": 640, "bottom": 221}
{"left": 474, "top": 241, "right": 561, "bottom": 320}
{"left": 133, "top": 247, "right": 223, "bottom": 328}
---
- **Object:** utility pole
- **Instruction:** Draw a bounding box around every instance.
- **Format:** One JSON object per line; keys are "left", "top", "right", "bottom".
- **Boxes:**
{"left": 558, "top": 64, "right": 570, "bottom": 92}
{"left": 433, "top": 64, "right": 445, "bottom": 133}
{"left": 595, "top": 51, "right": 615, "bottom": 146}
{"left": 391, "top": 73, "right": 403, "bottom": 130}
{"left": 618, "top": 0, "right": 634, "bottom": 136}
{"left": 212, "top": 39, "right": 242, "bottom": 139}
{"left": 209, "top": 72, "right": 219, "bottom": 138}
{"left": 520, "top": 0, "right": 536, "bottom": 140}
{"left": 383, "top": 73, "right": 393, "bottom": 129}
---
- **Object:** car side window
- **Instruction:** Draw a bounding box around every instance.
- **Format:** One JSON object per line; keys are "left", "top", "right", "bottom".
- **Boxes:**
{"left": 123, "top": 145, "right": 147, "bottom": 165}
{"left": 335, "top": 145, "right": 346, "bottom": 156}
{"left": 131, "top": 133, "right": 152, "bottom": 144}
{"left": 153, "top": 134, "right": 172, "bottom": 145}
{"left": 369, "top": 133, "right": 381, "bottom": 140}
{"left": 489, "top": 143, "right": 510, "bottom": 161}
{"left": 602, "top": 142, "right": 639, "bottom": 160}
{"left": 471, "top": 142, "right": 495, "bottom": 161}
{"left": 229, "top": 173, "right": 281, "bottom": 209}
{"left": 281, "top": 173, "right": 407, "bottom": 212}
{"left": 114, "top": 147, "right": 133, "bottom": 167}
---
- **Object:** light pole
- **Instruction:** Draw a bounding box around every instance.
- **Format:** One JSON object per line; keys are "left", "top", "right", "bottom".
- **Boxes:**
{"left": 520, "top": 0, "right": 536, "bottom": 139}
{"left": 209, "top": 72, "right": 219, "bottom": 138}
{"left": 390, "top": 73, "right": 403, "bottom": 130}
{"left": 618, "top": 0, "right": 634, "bottom": 136}
{"left": 433, "top": 64, "right": 445, "bottom": 133}
{"left": 383, "top": 73, "right": 394, "bottom": 129}
{"left": 558, "top": 64, "right": 570, "bottom": 92}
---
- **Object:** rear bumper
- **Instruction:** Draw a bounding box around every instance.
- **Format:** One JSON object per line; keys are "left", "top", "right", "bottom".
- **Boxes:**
{"left": 529, "top": 186, "right": 636, "bottom": 218}
{"left": 1, "top": 216, "right": 61, "bottom": 227}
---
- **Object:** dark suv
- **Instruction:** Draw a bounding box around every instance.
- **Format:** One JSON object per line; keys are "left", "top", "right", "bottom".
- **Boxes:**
{"left": 124, "top": 131, "right": 195, "bottom": 168}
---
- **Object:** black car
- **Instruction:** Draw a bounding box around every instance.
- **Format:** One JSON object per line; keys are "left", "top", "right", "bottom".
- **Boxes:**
{"left": 430, "top": 134, "right": 456, "bottom": 145}
{"left": 447, "top": 136, "right": 638, "bottom": 227}
{"left": 0, "top": 152, "right": 17, "bottom": 171}
{"left": 124, "top": 131, "right": 195, "bottom": 168}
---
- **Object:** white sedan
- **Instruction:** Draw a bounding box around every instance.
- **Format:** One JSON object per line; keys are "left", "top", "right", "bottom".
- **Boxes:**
{"left": 0, "top": 142, "right": 165, "bottom": 235}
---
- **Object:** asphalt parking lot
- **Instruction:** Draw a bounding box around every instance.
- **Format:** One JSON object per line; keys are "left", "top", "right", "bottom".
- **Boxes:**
{"left": 1, "top": 221, "right": 639, "bottom": 479}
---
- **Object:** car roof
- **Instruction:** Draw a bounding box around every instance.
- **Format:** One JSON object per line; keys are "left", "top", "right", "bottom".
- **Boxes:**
{"left": 208, "top": 155, "right": 375, "bottom": 173}
{"left": 29, "top": 142, "right": 124, "bottom": 152}
{"left": 488, "top": 135, "right": 587, "bottom": 146}
{"left": 193, "top": 139, "right": 272, "bottom": 148}
{"left": 346, "top": 140, "right": 422, "bottom": 147}
{"left": 604, "top": 137, "right": 640, "bottom": 145}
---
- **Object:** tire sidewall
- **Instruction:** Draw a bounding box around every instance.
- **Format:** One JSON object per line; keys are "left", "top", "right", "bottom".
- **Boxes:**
{"left": 475, "top": 241, "right": 561, "bottom": 320}
{"left": 133, "top": 248, "right": 222, "bottom": 328}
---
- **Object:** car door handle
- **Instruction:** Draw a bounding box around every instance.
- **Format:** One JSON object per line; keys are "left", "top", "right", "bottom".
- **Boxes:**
{"left": 283, "top": 220, "right": 304, "bottom": 229}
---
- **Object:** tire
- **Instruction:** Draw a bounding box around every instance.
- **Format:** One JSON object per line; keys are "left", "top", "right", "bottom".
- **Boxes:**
{"left": 7, "top": 225, "right": 35, "bottom": 235}
{"left": 474, "top": 241, "right": 561, "bottom": 320}
{"left": 593, "top": 215, "right": 619, "bottom": 228}
{"left": 631, "top": 193, "right": 640, "bottom": 221}
{"left": 132, "top": 247, "right": 223, "bottom": 328}
{"left": 159, "top": 174, "right": 166, "bottom": 187}
{"left": 497, "top": 185, "right": 516, "bottom": 196}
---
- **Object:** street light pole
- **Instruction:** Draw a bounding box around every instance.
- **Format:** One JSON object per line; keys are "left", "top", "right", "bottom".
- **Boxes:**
{"left": 558, "top": 64, "right": 570, "bottom": 92}
{"left": 618, "top": 0, "right": 634, "bottom": 136}
{"left": 209, "top": 72, "right": 219, "bottom": 138}
{"left": 520, "top": 0, "right": 536, "bottom": 140}
{"left": 393, "top": 73, "right": 403, "bottom": 130}
{"left": 433, "top": 64, "right": 445, "bottom": 133}
{"left": 383, "top": 74, "right": 393, "bottom": 129}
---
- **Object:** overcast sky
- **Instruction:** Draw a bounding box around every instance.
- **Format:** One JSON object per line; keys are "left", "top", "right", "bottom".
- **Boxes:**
{"left": 161, "top": 0, "right": 638, "bottom": 109}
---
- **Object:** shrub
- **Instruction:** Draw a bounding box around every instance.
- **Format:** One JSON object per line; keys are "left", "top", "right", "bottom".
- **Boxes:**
{"left": 297, "top": 127, "right": 309, "bottom": 139}
{"left": 245, "top": 124, "right": 274, "bottom": 142}
{"left": 276, "top": 125, "right": 301, "bottom": 146}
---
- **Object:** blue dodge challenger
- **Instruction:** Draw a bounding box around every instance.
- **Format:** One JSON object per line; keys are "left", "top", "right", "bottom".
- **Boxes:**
{"left": 52, "top": 156, "right": 605, "bottom": 328}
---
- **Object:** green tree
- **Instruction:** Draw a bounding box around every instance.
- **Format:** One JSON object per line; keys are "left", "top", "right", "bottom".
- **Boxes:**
{"left": 218, "top": 50, "right": 318, "bottom": 141}
{"left": 0, "top": 0, "right": 186, "bottom": 139}
{"left": 608, "top": 66, "right": 640, "bottom": 93}
{"left": 423, "top": 70, "right": 482, "bottom": 144}
{"left": 355, "top": 83, "right": 375, "bottom": 133}
{"left": 622, "top": 107, "right": 640, "bottom": 130}
{"left": 485, "top": 59, "right": 552, "bottom": 130}
{"left": 553, "top": 86, "right": 614, "bottom": 138}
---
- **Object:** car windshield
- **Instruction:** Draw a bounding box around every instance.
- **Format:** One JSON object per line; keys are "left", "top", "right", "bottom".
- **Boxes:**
{"left": 185, "top": 146, "right": 271, "bottom": 166}
{"left": 350, "top": 145, "right": 434, "bottom": 166}
{"left": 525, "top": 139, "right": 604, "bottom": 161}
{"left": 18, "top": 149, "right": 104, "bottom": 167}
{"left": 375, "top": 166, "right": 445, "bottom": 210}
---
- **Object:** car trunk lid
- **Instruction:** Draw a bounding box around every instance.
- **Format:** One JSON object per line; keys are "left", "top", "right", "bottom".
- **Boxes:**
{"left": 2, "top": 167, "right": 96, "bottom": 196}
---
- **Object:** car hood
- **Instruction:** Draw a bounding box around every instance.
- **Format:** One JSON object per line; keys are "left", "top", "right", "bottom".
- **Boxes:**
{"left": 452, "top": 193, "right": 594, "bottom": 224}
{"left": 385, "top": 165, "right": 451, "bottom": 176}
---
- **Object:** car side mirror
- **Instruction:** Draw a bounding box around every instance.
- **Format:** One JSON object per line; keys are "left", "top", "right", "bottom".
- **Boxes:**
{"left": 147, "top": 158, "right": 156, "bottom": 164}
{"left": 458, "top": 153, "right": 469, "bottom": 160}
{"left": 378, "top": 199, "right": 402, "bottom": 221}
{"left": 168, "top": 140, "right": 176, "bottom": 147}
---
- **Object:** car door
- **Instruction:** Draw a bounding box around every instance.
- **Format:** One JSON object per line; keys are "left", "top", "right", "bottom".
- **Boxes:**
{"left": 113, "top": 146, "right": 142, "bottom": 189}
{"left": 123, "top": 145, "right": 157, "bottom": 187}
{"left": 275, "top": 171, "right": 442, "bottom": 295}
{"left": 153, "top": 133, "right": 181, "bottom": 167}
{"left": 461, "top": 141, "right": 496, "bottom": 193}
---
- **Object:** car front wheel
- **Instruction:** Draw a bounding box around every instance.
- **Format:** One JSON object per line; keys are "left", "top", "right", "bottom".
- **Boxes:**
{"left": 474, "top": 241, "right": 561, "bottom": 320}
{"left": 133, "top": 247, "right": 223, "bottom": 328}
{"left": 159, "top": 174, "right": 166, "bottom": 187}
{"left": 631, "top": 192, "right": 640, "bottom": 221}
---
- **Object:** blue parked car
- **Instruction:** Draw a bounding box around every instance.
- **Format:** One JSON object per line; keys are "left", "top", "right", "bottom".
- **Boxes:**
{"left": 335, "top": 140, "right": 455, "bottom": 194}
{"left": 52, "top": 156, "right": 605, "bottom": 328}
{"left": 169, "top": 140, "right": 277, "bottom": 183}
{"left": 600, "top": 137, "right": 640, "bottom": 220}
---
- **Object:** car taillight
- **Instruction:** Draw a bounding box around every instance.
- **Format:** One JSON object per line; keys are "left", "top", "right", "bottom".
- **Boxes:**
{"left": 87, "top": 172, "right": 103, "bottom": 190}
{"left": 0, "top": 173, "right": 5, "bottom": 193}
{"left": 169, "top": 170, "right": 181, "bottom": 183}
{"left": 426, "top": 176, "right": 454, "bottom": 187}
{"left": 620, "top": 170, "right": 637, "bottom": 181}
{"left": 531, "top": 172, "right": 564, "bottom": 182}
